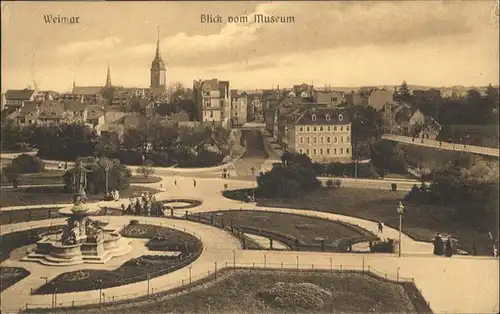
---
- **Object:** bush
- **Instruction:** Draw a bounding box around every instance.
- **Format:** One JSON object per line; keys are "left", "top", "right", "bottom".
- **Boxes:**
{"left": 2, "top": 164, "right": 21, "bottom": 186}
{"left": 10, "top": 154, "right": 45, "bottom": 173}
{"left": 334, "top": 179, "right": 342, "bottom": 188}
{"left": 370, "top": 239, "right": 395, "bottom": 253}
{"left": 130, "top": 219, "right": 139, "bottom": 225}
{"left": 136, "top": 161, "right": 155, "bottom": 178}
{"left": 325, "top": 179, "right": 334, "bottom": 188}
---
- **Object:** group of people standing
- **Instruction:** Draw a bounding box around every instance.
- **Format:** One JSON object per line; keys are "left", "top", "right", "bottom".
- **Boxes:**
{"left": 122, "top": 192, "right": 158, "bottom": 216}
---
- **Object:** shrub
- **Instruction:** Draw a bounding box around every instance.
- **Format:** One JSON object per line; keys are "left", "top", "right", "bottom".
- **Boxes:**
{"left": 11, "top": 154, "right": 45, "bottom": 173}
{"left": 130, "top": 220, "right": 139, "bottom": 225}
{"left": 136, "top": 161, "right": 155, "bottom": 178}
{"left": 325, "top": 179, "right": 334, "bottom": 188}
{"left": 333, "top": 179, "right": 342, "bottom": 188}
{"left": 370, "top": 239, "right": 395, "bottom": 253}
{"left": 2, "top": 164, "right": 21, "bottom": 186}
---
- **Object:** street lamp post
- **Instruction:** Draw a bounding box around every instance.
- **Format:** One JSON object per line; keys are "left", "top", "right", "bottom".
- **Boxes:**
{"left": 104, "top": 164, "right": 110, "bottom": 197}
{"left": 250, "top": 166, "right": 256, "bottom": 202}
{"left": 397, "top": 201, "right": 405, "bottom": 257}
{"left": 188, "top": 266, "right": 192, "bottom": 284}
{"left": 96, "top": 278, "right": 103, "bottom": 308}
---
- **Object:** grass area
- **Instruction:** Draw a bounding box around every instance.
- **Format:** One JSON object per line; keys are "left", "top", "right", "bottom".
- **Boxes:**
{"left": 55, "top": 269, "right": 430, "bottom": 314}
{"left": 197, "top": 210, "right": 376, "bottom": 248}
{"left": 121, "top": 223, "right": 203, "bottom": 253}
{"left": 33, "top": 223, "right": 202, "bottom": 294}
{"left": 0, "top": 185, "right": 160, "bottom": 207}
{"left": 0, "top": 267, "right": 31, "bottom": 292}
{"left": 0, "top": 225, "right": 64, "bottom": 262}
{"left": 225, "top": 187, "right": 496, "bottom": 255}
{"left": 33, "top": 254, "right": 195, "bottom": 294}
{"left": 0, "top": 172, "right": 161, "bottom": 187}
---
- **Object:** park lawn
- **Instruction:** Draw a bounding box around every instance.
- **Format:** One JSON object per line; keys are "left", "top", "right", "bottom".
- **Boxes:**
{"left": 198, "top": 210, "right": 376, "bottom": 246}
{"left": 0, "top": 171, "right": 161, "bottom": 187}
{"left": 0, "top": 186, "right": 161, "bottom": 207}
{"left": 255, "top": 187, "right": 495, "bottom": 256}
{"left": 0, "top": 267, "right": 31, "bottom": 292}
{"left": 0, "top": 170, "right": 66, "bottom": 186}
{"left": 59, "top": 270, "right": 429, "bottom": 314}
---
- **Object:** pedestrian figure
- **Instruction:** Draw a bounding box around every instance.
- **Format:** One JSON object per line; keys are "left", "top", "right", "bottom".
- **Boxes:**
{"left": 174, "top": 178, "right": 177, "bottom": 187}
{"left": 445, "top": 238, "right": 453, "bottom": 257}
{"left": 378, "top": 221, "right": 384, "bottom": 233}
{"left": 64, "top": 161, "right": 68, "bottom": 170}
{"left": 439, "top": 141, "right": 442, "bottom": 147}
{"left": 193, "top": 179, "right": 196, "bottom": 188}
{"left": 472, "top": 244, "right": 476, "bottom": 256}
{"left": 58, "top": 161, "right": 62, "bottom": 170}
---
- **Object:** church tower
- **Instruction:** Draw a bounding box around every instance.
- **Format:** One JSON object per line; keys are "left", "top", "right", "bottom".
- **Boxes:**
{"left": 105, "top": 64, "right": 112, "bottom": 88}
{"left": 150, "top": 28, "right": 167, "bottom": 95}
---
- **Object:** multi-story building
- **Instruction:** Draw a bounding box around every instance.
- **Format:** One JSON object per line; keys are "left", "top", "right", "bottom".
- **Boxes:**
{"left": 284, "top": 107, "right": 352, "bottom": 162}
{"left": 313, "top": 90, "right": 346, "bottom": 107}
{"left": 3, "top": 89, "right": 41, "bottom": 110}
{"left": 193, "top": 78, "right": 231, "bottom": 128}
{"left": 247, "top": 93, "right": 263, "bottom": 121}
{"left": 230, "top": 90, "right": 247, "bottom": 127}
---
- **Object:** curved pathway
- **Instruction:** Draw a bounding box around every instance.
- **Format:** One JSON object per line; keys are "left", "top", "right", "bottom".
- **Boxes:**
{"left": 1, "top": 174, "right": 499, "bottom": 313}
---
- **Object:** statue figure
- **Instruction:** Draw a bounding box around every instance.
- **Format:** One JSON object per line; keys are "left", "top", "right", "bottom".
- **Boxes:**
{"left": 72, "top": 159, "right": 90, "bottom": 205}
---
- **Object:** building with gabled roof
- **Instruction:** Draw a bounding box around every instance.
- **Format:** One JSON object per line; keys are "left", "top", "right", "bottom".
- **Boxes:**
{"left": 193, "top": 78, "right": 231, "bottom": 128}
{"left": 4, "top": 89, "right": 40, "bottom": 110}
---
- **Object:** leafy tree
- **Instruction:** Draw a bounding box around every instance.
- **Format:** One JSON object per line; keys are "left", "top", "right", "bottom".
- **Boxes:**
{"left": 96, "top": 132, "right": 120, "bottom": 158}
{"left": 166, "top": 82, "right": 189, "bottom": 104}
{"left": 63, "top": 157, "right": 131, "bottom": 194}
{"left": 371, "top": 140, "right": 408, "bottom": 175}
{"left": 395, "top": 80, "right": 412, "bottom": 102}
{"left": 136, "top": 161, "right": 155, "bottom": 178}
{"left": 2, "top": 164, "right": 21, "bottom": 187}
{"left": 10, "top": 154, "right": 45, "bottom": 173}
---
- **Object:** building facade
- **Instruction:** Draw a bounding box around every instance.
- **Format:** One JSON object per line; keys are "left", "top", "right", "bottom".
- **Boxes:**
{"left": 313, "top": 90, "right": 346, "bottom": 107}
{"left": 193, "top": 78, "right": 231, "bottom": 128}
{"left": 230, "top": 90, "right": 248, "bottom": 126}
{"left": 285, "top": 108, "right": 352, "bottom": 162}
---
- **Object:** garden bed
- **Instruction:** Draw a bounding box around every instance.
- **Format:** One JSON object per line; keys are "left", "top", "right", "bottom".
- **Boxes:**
{"left": 0, "top": 185, "right": 161, "bottom": 207}
{"left": 223, "top": 187, "right": 496, "bottom": 255}
{"left": 195, "top": 210, "right": 376, "bottom": 250}
{"left": 45, "top": 269, "right": 431, "bottom": 313}
{"left": 33, "top": 253, "right": 198, "bottom": 294}
{"left": 0, "top": 170, "right": 65, "bottom": 187}
{"left": 159, "top": 199, "right": 203, "bottom": 210}
{"left": 120, "top": 223, "right": 202, "bottom": 254}
{"left": 0, "top": 225, "right": 65, "bottom": 262}
{"left": 0, "top": 267, "right": 31, "bottom": 292}
{"left": 129, "top": 176, "right": 162, "bottom": 184}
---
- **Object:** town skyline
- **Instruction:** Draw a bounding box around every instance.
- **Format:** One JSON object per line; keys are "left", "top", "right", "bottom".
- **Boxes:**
{"left": 1, "top": 1, "right": 499, "bottom": 93}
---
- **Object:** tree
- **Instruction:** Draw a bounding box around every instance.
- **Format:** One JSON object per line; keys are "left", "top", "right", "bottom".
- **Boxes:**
{"left": 10, "top": 154, "right": 45, "bottom": 173}
{"left": 166, "top": 82, "right": 189, "bottom": 104}
{"left": 2, "top": 164, "right": 21, "bottom": 188}
{"left": 63, "top": 157, "right": 131, "bottom": 194}
{"left": 395, "top": 80, "right": 412, "bottom": 102}
{"left": 136, "top": 161, "right": 155, "bottom": 178}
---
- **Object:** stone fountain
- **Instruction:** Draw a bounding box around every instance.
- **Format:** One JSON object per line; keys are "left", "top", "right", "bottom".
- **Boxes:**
{"left": 23, "top": 160, "right": 131, "bottom": 266}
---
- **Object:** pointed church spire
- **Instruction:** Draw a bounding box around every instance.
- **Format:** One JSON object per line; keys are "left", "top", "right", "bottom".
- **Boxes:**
{"left": 155, "top": 27, "right": 161, "bottom": 60}
{"left": 105, "top": 64, "right": 112, "bottom": 88}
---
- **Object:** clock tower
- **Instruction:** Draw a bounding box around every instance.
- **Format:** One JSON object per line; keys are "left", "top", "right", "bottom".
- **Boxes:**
{"left": 150, "top": 28, "right": 166, "bottom": 96}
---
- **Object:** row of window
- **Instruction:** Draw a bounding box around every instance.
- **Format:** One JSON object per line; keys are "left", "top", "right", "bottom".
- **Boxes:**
{"left": 299, "top": 135, "right": 350, "bottom": 144}
{"left": 298, "top": 125, "right": 350, "bottom": 133}
{"left": 299, "top": 147, "right": 350, "bottom": 156}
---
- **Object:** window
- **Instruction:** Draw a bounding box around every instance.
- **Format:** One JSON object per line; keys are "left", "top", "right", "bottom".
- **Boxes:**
{"left": 346, "top": 125, "right": 350, "bottom": 131}
{"left": 340, "top": 126, "right": 343, "bottom": 131}
{"left": 325, "top": 114, "right": 331, "bottom": 121}
{"left": 320, "top": 148, "right": 323, "bottom": 155}
{"left": 306, "top": 149, "right": 310, "bottom": 155}
{"left": 338, "top": 114, "right": 343, "bottom": 121}
{"left": 333, "top": 148, "right": 337, "bottom": 154}
{"left": 327, "top": 148, "right": 331, "bottom": 154}
{"left": 327, "top": 137, "right": 331, "bottom": 143}
{"left": 210, "top": 111, "right": 214, "bottom": 118}
{"left": 334, "top": 137, "right": 337, "bottom": 143}
{"left": 340, "top": 148, "right": 344, "bottom": 154}
{"left": 313, "top": 149, "right": 317, "bottom": 155}
{"left": 334, "top": 126, "right": 337, "bottom": 131}
{"left": 346, "top": 148, "right": 350, "bottom": 154}
{"left": 341, "top": 136, "right": 344, "bottom": 143}
{"left": 306, "top": 127, "right": 310, "bottom": 132}
{"left": 313, "top": 137, "right": 317, "bottom": 144}
{"left": 327, "top": 126, "right": 331, "bottom": 131}
{"left": 300, "top": 137, "right": 303, "bottom": 144}
{"left": 299, "top": 149, "right": 303, "bottom": 154}
{"left": 307, "top": 137, "right": 310, "bottom": 143}
{"left": 313, "top": 126, "right": 317, "bottom": 131}
{"left": 312, "top": 114, "right": 316, "bottom": 121}
{"left": 346, "top": 136, "right": 350, "bottom": 142}
{"left": 320, "top": 137, "right": 324, "bottom": 143}
{"left": 300, "top": 126, "right": 303, "bottom": 132}
{"left": 320, "top": 126, "right": 323, "bottom": 131}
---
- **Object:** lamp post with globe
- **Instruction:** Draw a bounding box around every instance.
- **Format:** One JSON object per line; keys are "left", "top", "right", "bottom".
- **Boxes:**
{"left": 250, "top": 166, "right": 256, "bottom": 202}
{"left": 397, "top": 201, "right": 405, "bottom": 257}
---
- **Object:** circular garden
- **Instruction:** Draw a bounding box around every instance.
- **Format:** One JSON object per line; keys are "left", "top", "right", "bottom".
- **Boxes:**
{"left": 159, "top": 199, "right": 203, "bottom": 210}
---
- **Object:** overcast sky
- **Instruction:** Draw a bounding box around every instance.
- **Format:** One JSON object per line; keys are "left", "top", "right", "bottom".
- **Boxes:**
{"left": 1, "top": 1, "right": 499, "bottom": 93}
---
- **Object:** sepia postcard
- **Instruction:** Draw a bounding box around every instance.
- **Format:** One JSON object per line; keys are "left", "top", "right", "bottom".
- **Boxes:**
{"left": 0, "top": 1, "right": 499, "bottom": 313}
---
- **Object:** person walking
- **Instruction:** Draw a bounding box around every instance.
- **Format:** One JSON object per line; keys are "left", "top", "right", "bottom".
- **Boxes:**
{"left": 174, "top": 178, "right": 177, "bottom": 187}
{"left": 378, "top": 221, "right": 384, "bottom": 234}
{"left": 193, "top": 179, "right": 197, "bottom": 188}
